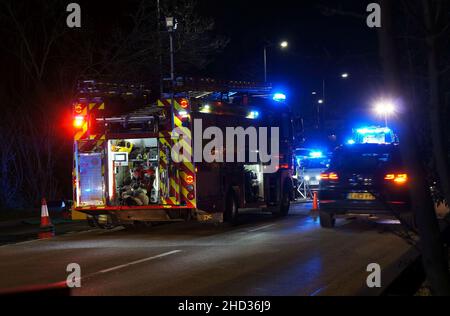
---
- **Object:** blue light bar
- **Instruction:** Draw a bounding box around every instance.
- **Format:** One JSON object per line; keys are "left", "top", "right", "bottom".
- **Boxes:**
{"left": 273, "top": 93, "right": 287, "bottom": 102}
{"left": 347, "top": 139, "right": 356, "bottom": 145}
{"left": 357, "top": 127, "right": 391, "bottom": 135}
{"left": 309, "top": 151, "right": 324, "bottom": 159}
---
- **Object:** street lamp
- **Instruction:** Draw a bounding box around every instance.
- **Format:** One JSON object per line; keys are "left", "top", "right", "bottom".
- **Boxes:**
{"left": 374, "top": 100, "right": 396, "bottom": 127}
{"left": 263, "top": 40, "right": 289, "bottom": 82}
{"left": 165, "top": 17, "right": 178, "bottom": 83}
{"left": 341, "top": 73, "right": 349, "bottom": 79}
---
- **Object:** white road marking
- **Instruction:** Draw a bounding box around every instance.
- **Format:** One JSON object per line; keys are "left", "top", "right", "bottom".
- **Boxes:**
{"left": 0, "top": 238, "right": 43, "bottom": 248}
{"left": 248, "top": 224, "right": 276, "bottom": 232}
{"left": 97, "top": 250, "right": 182, "bottom": 274}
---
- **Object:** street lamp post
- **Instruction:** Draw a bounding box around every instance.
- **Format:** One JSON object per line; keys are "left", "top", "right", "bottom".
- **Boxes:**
{"left": 263, "top": 41, "right": 288, "bottom": 82}
{"left": 263, "top": 46, "right": 267, "bottom": 83}
{"left": 314, "top": 73, "right": 349, "bottom": 129}
{"left": 165, "top": 17, "right": 178, "bottom": 132}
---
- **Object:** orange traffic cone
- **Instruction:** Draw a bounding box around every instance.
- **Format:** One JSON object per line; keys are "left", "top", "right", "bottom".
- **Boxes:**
{"left": 38, "top": 198, "right": 54, "bottom": 239}
{"left": 312, "top": 191, "right": 319, "bottom": 211}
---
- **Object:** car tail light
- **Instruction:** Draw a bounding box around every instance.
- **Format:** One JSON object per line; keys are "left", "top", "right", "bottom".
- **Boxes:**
{"left": 385, "top": 173, "right": 408, "bottom": 184}
{"left": 320, "top": 172, "right": 339, "bottom": 181}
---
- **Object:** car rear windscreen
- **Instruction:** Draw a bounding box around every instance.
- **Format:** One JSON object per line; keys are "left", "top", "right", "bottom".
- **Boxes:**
{"left": 330, "top": 146, "right": 402, "bottom": 171}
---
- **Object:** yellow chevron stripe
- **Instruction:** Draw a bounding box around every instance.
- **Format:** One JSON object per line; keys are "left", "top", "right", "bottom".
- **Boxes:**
{"left": 170, "top": 178, "right": 179, "bottom": 193}
{"left": 160, "top": 154, "right": 167, "bottom": 162}
{"left": 179, "top": 139, "right": 193, "bottom": 156}
{"left": 74, "top": 123, "right": 88, "bottom": 141}
{"left": 174, "top": 100, "right": 182, "bottom": 111}
{"left": 89, "top": 103, "right": 97, "bottom": 110}
{"left": 98, "top": 103, "right": 105, "bottom": 110}
{"left": 181, "top": 188, "right": 197, "bottom": 208}
{"left": 182, "top": 162, "right": 195, "bottom": 173}
{"left": 174, "top": 116, "right": 183, "bottom": 128}
{"left": 160, "top": 138, "right": 171, "bottom": 148}
{"left": 169, "top": 197, "right": 178, "bottom": 205}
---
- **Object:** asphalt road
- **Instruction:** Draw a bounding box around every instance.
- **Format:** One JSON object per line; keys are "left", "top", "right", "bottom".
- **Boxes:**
{"left": 0, "top": 203, "right": 417, "bottom": 296}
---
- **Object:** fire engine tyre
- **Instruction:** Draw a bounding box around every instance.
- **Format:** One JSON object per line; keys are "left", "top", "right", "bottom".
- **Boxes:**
{"left": 93, "top": 214, "right": 118, "bottom": 230}
{"left": 87, "top": 216, "right": 97, "bottom": 228}
{"left": 224, "top": 192, "right": 239, "bottom": 224}
{"left": 273, "top": 187, "right": 291, "bottom": 217}
{"left": 319, "top": 211, "right": 336, "bottom": 228}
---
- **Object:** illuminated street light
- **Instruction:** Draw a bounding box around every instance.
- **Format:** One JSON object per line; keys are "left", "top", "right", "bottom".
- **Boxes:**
{"left": 374, "top": 100, "right": 396, "bottom": 127}
{"left": 264, "top": 40, "right": 289, "bottom": 82}
{"left": 318, "top": 99, "right": 324, "bottom": 104}
{"left": 341, "top": 73, "right": 349, "bottom": 79}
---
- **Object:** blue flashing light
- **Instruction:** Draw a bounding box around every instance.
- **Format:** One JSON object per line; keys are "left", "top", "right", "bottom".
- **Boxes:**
{"left": 309, "top": 151, "right": 324, "bottom": 159}
{"left": 357, "top": 127, "right": 391, "bottom": 135}
{"left": 273, "top": 93, "right": 287, "bottom": 102}
{"left": 247, "top": 111, "right": 260, "bottom": 119}
{"left": 347, "top": 139, "right": 356, "bottom": 145}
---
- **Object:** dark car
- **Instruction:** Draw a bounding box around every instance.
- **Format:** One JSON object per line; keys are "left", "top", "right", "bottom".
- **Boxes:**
{"left": 318, "top": 143, "right": 412, "bottom": 228}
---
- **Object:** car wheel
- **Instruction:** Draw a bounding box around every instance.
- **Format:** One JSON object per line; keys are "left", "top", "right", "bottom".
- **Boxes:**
{"left": 399, "top": 213, "right": 417, "bottom": 231}
{"left": 320, "top": 211, "right": 336, "bottom": 228}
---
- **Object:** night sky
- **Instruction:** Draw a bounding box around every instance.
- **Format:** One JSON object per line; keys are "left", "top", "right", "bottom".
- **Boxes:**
{"left": 197, "top": 0, "right": 384, "bottom": 142}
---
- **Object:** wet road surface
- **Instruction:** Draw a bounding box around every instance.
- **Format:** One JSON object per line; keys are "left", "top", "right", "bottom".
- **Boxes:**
{"left": 0, "top": 203, "right": 417, "bottom": 296}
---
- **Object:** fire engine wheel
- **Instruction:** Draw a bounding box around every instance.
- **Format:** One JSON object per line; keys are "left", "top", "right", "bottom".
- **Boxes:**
{"left": 93, "top": 215, "right": 118, "bottom": 230}
{"left": 87, "top": 216, "right": 97, "bottom": 228}
{"left": 273, "top": 189, "right": 290, "bottom": 217}
{"left": 224, "top": 192, "right": 239, "bottom": 224}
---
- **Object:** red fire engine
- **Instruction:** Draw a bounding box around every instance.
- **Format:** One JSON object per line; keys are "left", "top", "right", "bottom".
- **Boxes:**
{"left": 72, "top": 78, "right": 294, "bottom": 228}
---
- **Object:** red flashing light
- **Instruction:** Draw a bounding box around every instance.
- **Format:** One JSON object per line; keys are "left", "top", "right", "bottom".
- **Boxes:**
{"left": 73, "top": 116, "right": 85, "bottom": 129}
{"left": 187, "top": 192, "right": 195, "bottom": 200}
